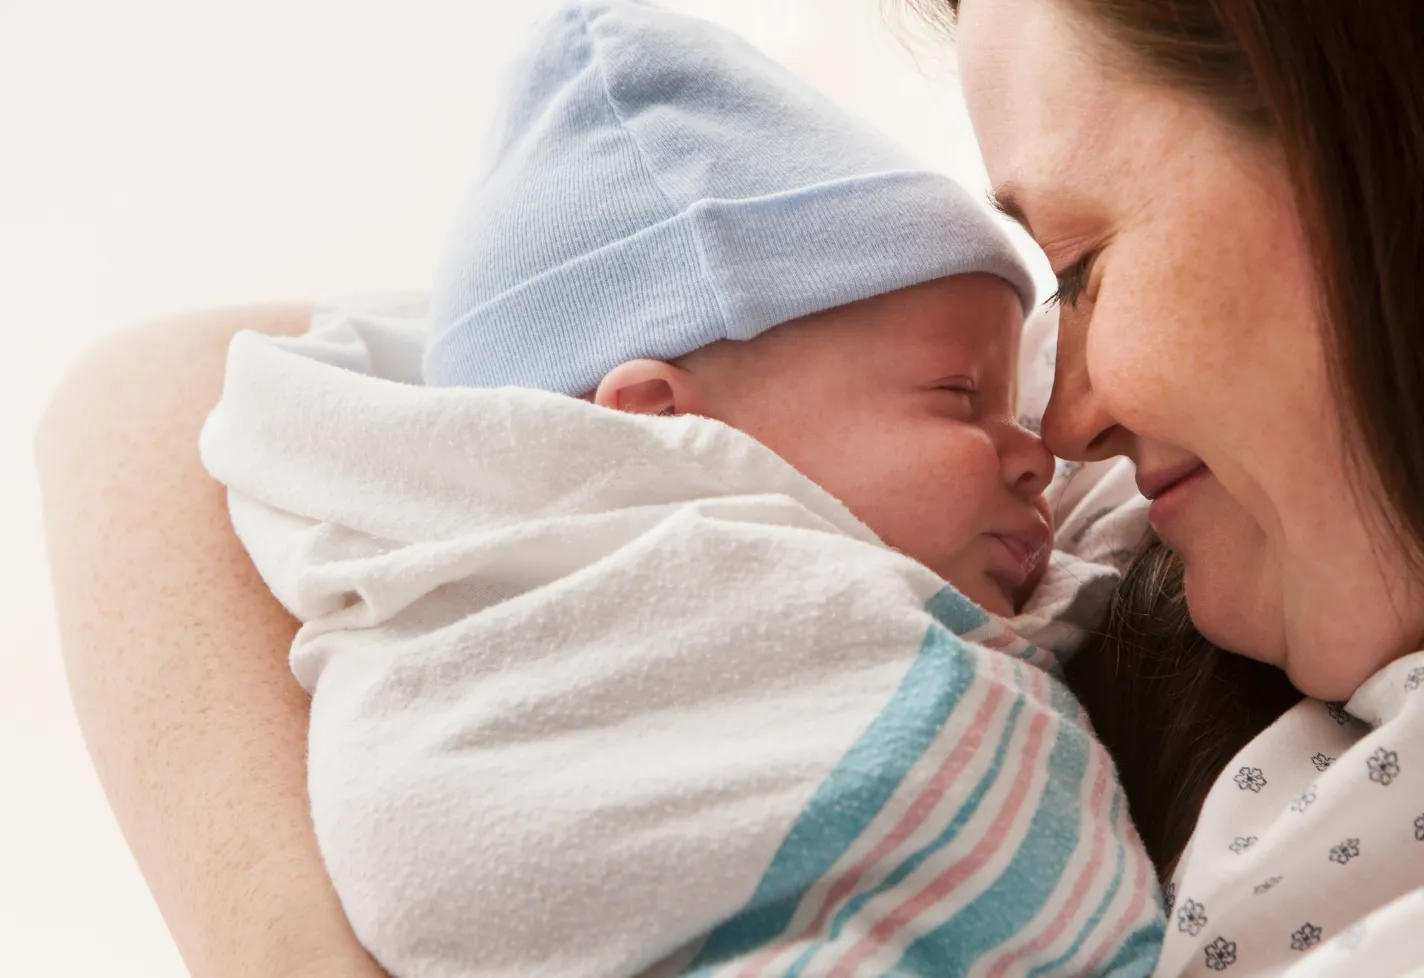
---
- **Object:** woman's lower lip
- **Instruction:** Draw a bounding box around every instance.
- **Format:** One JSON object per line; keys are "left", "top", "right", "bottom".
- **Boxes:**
{"left": 1147, "top": 465, "right": 1210, "bottom": 530}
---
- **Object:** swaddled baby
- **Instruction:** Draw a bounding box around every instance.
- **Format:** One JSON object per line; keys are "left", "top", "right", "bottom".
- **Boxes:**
{"left": 201, "top": 2, "right": 1164, "bottom": 976}
{"left": 422, "top": 5, "right": 1057, "bottom": 621}
{"left": 574, "top": 276, "right": 1054, "bottom": 619}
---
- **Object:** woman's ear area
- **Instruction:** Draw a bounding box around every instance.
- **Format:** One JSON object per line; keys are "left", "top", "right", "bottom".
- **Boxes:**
{"left": 593, "top": 359, "right": 707, "bottom": 416}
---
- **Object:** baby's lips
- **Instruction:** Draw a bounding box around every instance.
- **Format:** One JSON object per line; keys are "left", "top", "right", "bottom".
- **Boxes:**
{"left": 994, "top": 519, "right": 1053, "bottom": 578}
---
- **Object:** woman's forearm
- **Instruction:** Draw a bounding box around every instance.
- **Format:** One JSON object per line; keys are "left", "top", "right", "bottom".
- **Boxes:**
{"left": 37, "top": 305, "right": 385, "bottom": 978}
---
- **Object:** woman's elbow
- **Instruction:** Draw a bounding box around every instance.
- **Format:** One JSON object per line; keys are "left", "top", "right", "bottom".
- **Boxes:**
{"left": 35, "top": 304, "right": 314, "bottom": 490}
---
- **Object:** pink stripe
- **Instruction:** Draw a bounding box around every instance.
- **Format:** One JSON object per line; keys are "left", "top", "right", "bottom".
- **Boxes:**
{"left": 982, "top": 754, "right": 1112, "bottom": 977}
{"left": 730, "top": 667, "right": 1011, "bottom": 978}
{"left": 826, "top": 671, "right": 1054, "bottom": 978}
{"left": 1078, "top": 818, "right": 1154, "bottom": 975}
{"left": 972, "top": 625, "right": 1057, "bottom": 670}
{"left": 975, "top": 629, "right": 1021, "bottom": 651}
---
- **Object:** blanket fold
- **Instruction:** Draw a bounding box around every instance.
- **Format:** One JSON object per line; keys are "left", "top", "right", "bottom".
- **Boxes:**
{"left": 200, "top": 319, "right": 1162, "bottom": 978}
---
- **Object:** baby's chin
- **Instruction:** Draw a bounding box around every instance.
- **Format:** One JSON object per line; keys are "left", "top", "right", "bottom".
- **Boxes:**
{"left": 930, "top": 529, "right": 1054, "bottom": 619}
{"left": 917, "top": 535, "right": 1053, "bottom": 620}
{"left": 952, "top": 575, "right": 1018, "bottom": 619}
{"left": 1013, "top": 558, "right": 1049, "bottom": 614}
{"left": 935, "top": 553, "right": 1047, "bottom": 619}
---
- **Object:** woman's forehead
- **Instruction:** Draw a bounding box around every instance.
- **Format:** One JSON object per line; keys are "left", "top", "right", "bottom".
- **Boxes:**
{"left": 957, "top": 0, "right": 1191, "bottom": 228}
{"left": 957, "top": 0, "right": 1131, "bottom": 194}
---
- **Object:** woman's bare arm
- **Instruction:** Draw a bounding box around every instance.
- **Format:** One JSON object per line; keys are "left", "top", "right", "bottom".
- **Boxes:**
{"left": 36, "top": 305, "right": 386, "bottom": 978}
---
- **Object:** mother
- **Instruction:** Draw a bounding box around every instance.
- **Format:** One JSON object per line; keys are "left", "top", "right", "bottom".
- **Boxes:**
{"left": 37, "top": 1, "right": 1424, "bottom": 977}
{"left": 948, "top": 0, "right": 1424, "bottom": 969}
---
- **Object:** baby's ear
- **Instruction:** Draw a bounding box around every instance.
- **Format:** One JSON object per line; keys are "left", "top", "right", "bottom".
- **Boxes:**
{"left": 593, "top": 360, "right": 705, "bottom": 416}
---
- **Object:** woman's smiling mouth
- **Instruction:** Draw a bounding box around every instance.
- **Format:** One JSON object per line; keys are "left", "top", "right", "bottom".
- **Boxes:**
{"left": 1138, "top": 459, "right": 1211, "bottom": 531}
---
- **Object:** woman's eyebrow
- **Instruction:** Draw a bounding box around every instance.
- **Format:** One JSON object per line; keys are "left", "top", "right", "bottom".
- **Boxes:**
{"left": 987, "top": 183, "right": 1034, "bottom": 235}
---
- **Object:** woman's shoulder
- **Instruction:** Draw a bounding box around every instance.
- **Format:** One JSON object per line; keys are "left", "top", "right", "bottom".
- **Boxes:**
{"left": 1155, "top": 652, "right": 1424, "bottom": 976}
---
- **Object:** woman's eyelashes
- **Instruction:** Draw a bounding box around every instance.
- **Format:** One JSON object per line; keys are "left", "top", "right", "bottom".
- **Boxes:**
{"left": 1046, "top": 249, "right": 1099, "bottom": 309}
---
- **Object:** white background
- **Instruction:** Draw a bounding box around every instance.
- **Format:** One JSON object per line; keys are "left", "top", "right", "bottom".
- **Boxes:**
{"left": 0, "top": 2, "right": 1041, "bottom": 974}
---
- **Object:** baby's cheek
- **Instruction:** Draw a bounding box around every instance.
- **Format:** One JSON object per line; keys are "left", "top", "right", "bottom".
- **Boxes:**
{"left": 919, "top": 442, "right": 1002, "bottom": 542}
{"left": 781, "top": 435, "right": 900, "bottom": 529}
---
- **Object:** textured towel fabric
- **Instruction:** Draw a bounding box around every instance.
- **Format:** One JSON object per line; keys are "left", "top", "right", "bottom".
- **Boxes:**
{"left": 201, "top": 318, "right": 1164, "bottom": 978}
{"left": 423, "top": 0, "right": 1035, "bottom": 395}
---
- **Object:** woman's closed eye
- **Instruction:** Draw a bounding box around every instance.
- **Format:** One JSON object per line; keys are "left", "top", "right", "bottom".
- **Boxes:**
{"left": 1047, "top": 249, "right": 1099, "bottom": 309}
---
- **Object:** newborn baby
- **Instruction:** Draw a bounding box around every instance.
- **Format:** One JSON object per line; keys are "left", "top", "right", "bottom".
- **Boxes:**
{"left": 584, "top": 273, "right": 1055, "bottom": 619}
{"left": 201, "top": 2, "right": 1163, "bottom": 976}
{"left": 421, "top": 0, "right": 1055, "bottom": 621}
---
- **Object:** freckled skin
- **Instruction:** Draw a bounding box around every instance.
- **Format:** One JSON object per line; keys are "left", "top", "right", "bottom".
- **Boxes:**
{"left": 955, "top": 0, "right": 1424, "bottom": 698}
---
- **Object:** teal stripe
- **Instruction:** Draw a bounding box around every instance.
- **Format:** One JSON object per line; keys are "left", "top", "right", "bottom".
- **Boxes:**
{"left": 779, "top": 680, "right": 1027, "bottom": 978}
{"left": 680, "top": 620, "right": 979, "bottom": 974}
{"left": 1099, "top": 922, "right": 1165, "bottom": 978}
{"left": 896, "top": 677, "right": 1091, "bottom": 975}
{"left": 925, "top": 585, "right": 991, "bottom": 635}
{"left": 1025, "top": 789, "right": 1127, "bottom": 977}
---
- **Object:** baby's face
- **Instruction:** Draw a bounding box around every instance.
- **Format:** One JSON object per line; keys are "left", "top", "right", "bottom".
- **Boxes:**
{"left": 687, "top": 274, "right": 1054, "bottom": 616}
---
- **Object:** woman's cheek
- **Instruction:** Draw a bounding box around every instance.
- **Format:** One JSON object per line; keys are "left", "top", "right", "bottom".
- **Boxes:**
{"left": 1085, "top": 247, "right": 1232, "bottom": 451}
{"left": 1077, "top": 295, "right": 1165, "bottom": 438}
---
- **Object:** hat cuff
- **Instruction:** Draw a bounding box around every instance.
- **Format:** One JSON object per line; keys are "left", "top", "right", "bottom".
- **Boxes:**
{"left": 424, "top": 169, "right": 1036, "bottom": 394}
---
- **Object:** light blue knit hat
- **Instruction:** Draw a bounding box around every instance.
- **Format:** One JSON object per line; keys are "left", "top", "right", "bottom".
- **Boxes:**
{"left": 424, "top": 0, "right": 1035, "bottom": 393}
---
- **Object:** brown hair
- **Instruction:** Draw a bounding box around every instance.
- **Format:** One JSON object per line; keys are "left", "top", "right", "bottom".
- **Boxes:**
{"left": 912, "top": 0, "right": 1424, "bottom": 873}
{"left": 1063, "top": 541, "right": 1300, "bottom": 873}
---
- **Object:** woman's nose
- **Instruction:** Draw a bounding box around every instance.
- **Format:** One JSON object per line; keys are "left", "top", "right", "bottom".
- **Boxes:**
{"left": 1000, "top": 422, "right": 1056, "bottom": 500}
{"left": 1038, "top": 329, "right": 1126, "bottom": 462}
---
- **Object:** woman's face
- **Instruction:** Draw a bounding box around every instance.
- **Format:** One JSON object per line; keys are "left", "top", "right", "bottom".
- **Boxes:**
{"left": 956, "top": 0, "right": 1424, "bottom": 699}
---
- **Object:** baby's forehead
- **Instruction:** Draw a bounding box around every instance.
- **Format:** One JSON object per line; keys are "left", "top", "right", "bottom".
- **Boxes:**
{"left": 821, "top": 275, "right": 1028, "bottom": 351}
{"left": 718, "top": 275, "right": 1027, "bottom": 387}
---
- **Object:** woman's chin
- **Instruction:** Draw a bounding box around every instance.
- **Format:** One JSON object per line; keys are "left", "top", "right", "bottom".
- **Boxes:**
{"left": 1178, "top": 551, "right": 1286, "bottom": 670}
{"left": 1181, "top": 543, "right": 1422, "bottom": 701}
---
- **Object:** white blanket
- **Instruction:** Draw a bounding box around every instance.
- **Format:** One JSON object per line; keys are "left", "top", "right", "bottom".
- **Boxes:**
{"left": 199, "top": 311, "right": 1162, "bottom": 978}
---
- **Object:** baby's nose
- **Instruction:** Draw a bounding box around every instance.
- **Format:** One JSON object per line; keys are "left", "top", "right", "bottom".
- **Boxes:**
{"left": 1001, "top": 422, "right": 1056, "bottom": 500}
